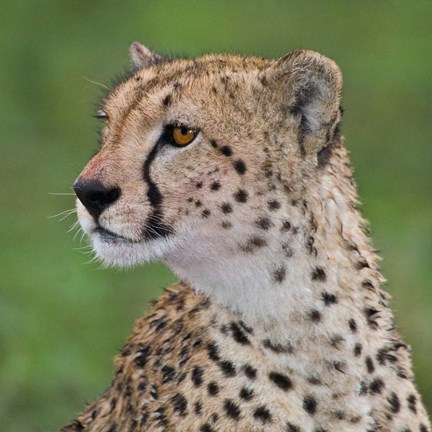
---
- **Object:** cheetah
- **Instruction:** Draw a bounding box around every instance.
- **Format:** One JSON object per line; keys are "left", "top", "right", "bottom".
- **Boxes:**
{"left": 62, "top": 43, "right": 431, "bottom": 431}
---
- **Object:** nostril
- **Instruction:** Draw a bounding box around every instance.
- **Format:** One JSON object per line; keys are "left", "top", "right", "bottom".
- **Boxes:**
{"left": 105, "top": 188, "right": 120, "bottom": 205}
{"left": 73, "top": 179, "right": 121, "bottom": 219}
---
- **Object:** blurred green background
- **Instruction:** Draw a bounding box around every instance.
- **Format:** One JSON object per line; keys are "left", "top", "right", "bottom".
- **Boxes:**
{"left": 1, "top": 1, "right": 431, "bottom": 430}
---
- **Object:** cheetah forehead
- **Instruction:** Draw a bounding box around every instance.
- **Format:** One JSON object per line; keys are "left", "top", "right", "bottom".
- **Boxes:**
{"left": 102, "top": 53, "right": 272, "bottom": 114}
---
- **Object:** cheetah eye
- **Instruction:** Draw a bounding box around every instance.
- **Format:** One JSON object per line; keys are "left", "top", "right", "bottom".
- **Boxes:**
{"left": 94, "top": 110, "right": 108, "bottom": 120}
{"left": 170, "top": 125, "right": 198, "bottom": 147}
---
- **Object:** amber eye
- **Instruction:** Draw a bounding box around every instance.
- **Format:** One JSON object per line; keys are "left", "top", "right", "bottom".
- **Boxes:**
{"left": 171, "top": 126, "right": 198, "bottom": 146}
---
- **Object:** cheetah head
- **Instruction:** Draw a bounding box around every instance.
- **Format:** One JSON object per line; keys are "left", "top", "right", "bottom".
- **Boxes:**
{"left": 74, "top": 43, "right": 342, "bottom": 280}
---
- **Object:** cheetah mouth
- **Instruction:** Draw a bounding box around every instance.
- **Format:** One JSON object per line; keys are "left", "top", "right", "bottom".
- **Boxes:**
{"left": 89, "top": 221, "right": 175, "bottom": 267}
{"left": 95, "top": 226, "right": 138, "bottom": 244}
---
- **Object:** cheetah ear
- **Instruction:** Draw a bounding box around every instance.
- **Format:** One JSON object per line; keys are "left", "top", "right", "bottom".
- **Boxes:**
{"left": 130, "top": 42, "right": 164, "bottom": 69}
{"left": 268, "top": 50, "right": 343, "bottom": 154}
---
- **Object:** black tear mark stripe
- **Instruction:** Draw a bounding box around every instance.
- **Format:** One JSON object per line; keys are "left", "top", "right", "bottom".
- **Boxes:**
{"left": 142, "top": 137, "right": 173, "bottom": 239}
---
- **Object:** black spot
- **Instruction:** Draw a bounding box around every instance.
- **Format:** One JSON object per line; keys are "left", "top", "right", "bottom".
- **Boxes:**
{"left": 221, "top": 203, "right": 233, "bottom": 214}
{"left": 387, "top": 392, "right": 400, "bottom": 413}
{"left": 420, "top": 425, "right": 429, "bottom": 432}
{"left": 234, "top": 189, "right": 248, "bottom": 203}
{"left": 210, "top": 181, "right": 221, "bottom": 191}
{"left": 365, "top": 356, "right": 375, "bottom": 374}
{"left": 150, "top": 384, "right": 158, "bottom": 400}
{"left": 307, "top": 376, "right": 322, "bottom": 385}
{"left": 322, "top": 292, "right": 338, "bottom": 305}
{"left": 253, "top": 406, "right": 272, "bottom": 423}
{"left": 364, "top": 308, "right": 379, "bottom": 329}
{"left": 306, "top": 236, "right": 316, "bottom": 254}
{"left": 196, "top": 181, "right": 203, "bottom": 189}
{"left": 243, "top": 364, "right": 257, "bottom": 379}
{"left": 286, "top": 423, "right": 301, "bottom": 432}
{"left": 332, "top": 360, "right": 346, "bottom": 373}
{"left": 241, "top": 236, "right": 267, "bottom": 253}
{"left": 171, "top": 393, "right": 187, "bottom": 416}
{"left": 263, "top": 338, "right": 293, "bottom": 354}
{"left": 154, "top": 406, "right": 167, "bottom": 426}
{"left": 219, "top": 360, "right": 236, "bottom": 377}
{"left": 369, "top": 378, "right": 385, "bottom": 394}
{"left": 362, "top": 279, "right": 374, "bottom": 290}
{"left": 311, "top": 267, "right": 326, "bottom": 281}
{"left": 267, "top": 200, "right": 281, "bottom": 210}
{"left": 376, "top": 347, "right": 398, "bottom": 365}
{"left": 396, "top": 367, "right": 409, "bottom": 380}
{"left": 223, "top": 399, "right": 241, "bottom": 420}
{"left": 330, "top": 335, "right": 344, "bottom": 349}
{"left": 161, "top": 365, "right": 175, "bottom": 383}
{"left": 220, "top": 145, "right": 233, "bottom": 156}
{"left": 407, "top": 394, "right": 417, "bottom": 413}
{"left": 210, "top": 140, "right": 218, "bottom": 148}
{"left": 281, "top": 220, "right": 291, "bottom": 231}
{"left": 221, "top": 221, "right": 232, "bottom": 229}
{"left": 207, "top": 342, "right": 220, "bottom": 361}
{"left": 268, "top": 371, "right": 293, "bottom": 391}
{"left": 355, "top": 258, "right": 370, "bottom": 270}
{"left": 191, "top": 366, "right": 203, "bottom": 387}
{"left": 200, "top": 424, "right": 214, "bottom": 432}
{"left": 140, "top": 410, "right": 149, "bottom": 425}
{"left": 281, "top": 242, "right": 294, "bottom": 258}
{"left": 230, "top": 322, "right": 251, "bottom": 345}
{"left": 134, "top": 347, "right": 150, "bottom": 367}
{"left": 207, "top": 382, "right": 219, "bottom": 396}
{"left": 256, "top": 217, "right": 273, "bottom": 230}
{"left": 239, "top": 387, "right": 254, "bottom": 401}
{"left": 307, "top": 309, "right": 321, "bottom": 322}
{"left": 195, "top": 200, "right": 202, "bottom": 207}
{"left": 273, "top": 266, "right": 286, "bottom": 283}
{"left": 194, "top": 401, "right": 203, "bottom": 415}
{"left": 354, "top": 343, "right": 362, "bottom": 357}
{"left": 238, "top": 320, "right": 253, "bottom": 334}
{"left": 162, "top": 94, "right": 172, "bottom": 106}
{"left": 202, "top": 209, "right": 211, "bottom": 218}
{"left": 348, "top": 318, "right": 357, "bottom": 333}
{"left": 359, "top": 381, "right": 368, "bottom": 395}
{"left": 303, "top": 395, "right": 317, "bottom": 415}
{"left": 233, "top": 159, "right": 247, "bottom": 175}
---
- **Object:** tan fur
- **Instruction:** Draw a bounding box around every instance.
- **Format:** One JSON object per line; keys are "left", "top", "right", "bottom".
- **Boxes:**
{"left": 64, "top": 44, "right": 430, "bottom": 431}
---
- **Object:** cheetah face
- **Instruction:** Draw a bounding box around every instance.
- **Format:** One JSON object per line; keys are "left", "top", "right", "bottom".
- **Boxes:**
{"left": 74, "top": 43, "right": 342, "bottom": 269}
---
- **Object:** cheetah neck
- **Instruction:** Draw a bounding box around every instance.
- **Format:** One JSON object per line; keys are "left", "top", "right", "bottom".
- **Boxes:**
{"left": 166, "top": 143, "right": 388, "bottom": 338}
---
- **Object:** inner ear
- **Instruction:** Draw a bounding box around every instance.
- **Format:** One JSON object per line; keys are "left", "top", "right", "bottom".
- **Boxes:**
{"left": 130, "top": 42, "right": 165, "bottom": 69}
{"left": 267, "top": 50, "right": 343, "bottom": 154}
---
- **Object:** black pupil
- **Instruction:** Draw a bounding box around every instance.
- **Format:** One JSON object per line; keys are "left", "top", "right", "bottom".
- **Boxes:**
{"left": 180, "top": 127, "right": 189, "bottom": 135}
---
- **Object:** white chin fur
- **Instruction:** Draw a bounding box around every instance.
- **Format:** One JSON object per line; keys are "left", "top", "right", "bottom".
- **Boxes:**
{"left": 76, "top": 201, "right": 174, "bottom": 267}
{"left": 91, "top": 233, "right": 174, "bottom": 267}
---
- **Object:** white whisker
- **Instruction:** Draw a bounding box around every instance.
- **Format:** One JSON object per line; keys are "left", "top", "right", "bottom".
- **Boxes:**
{"left": 83, "top": 76, "right": 110, "bottom": 91}
{"left": 48, "top": 208, "right": 76, "bottom": 221}
{"left": 67, "top": 221, "right": 80, "bottom": 233}
{"left": 49, "top": 192, "right": 76, "bottom": 196}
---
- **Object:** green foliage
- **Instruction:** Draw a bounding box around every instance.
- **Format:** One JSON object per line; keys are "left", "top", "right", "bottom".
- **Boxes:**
{"left": 0, "top": 1, "right": 431, "bottom": 429}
